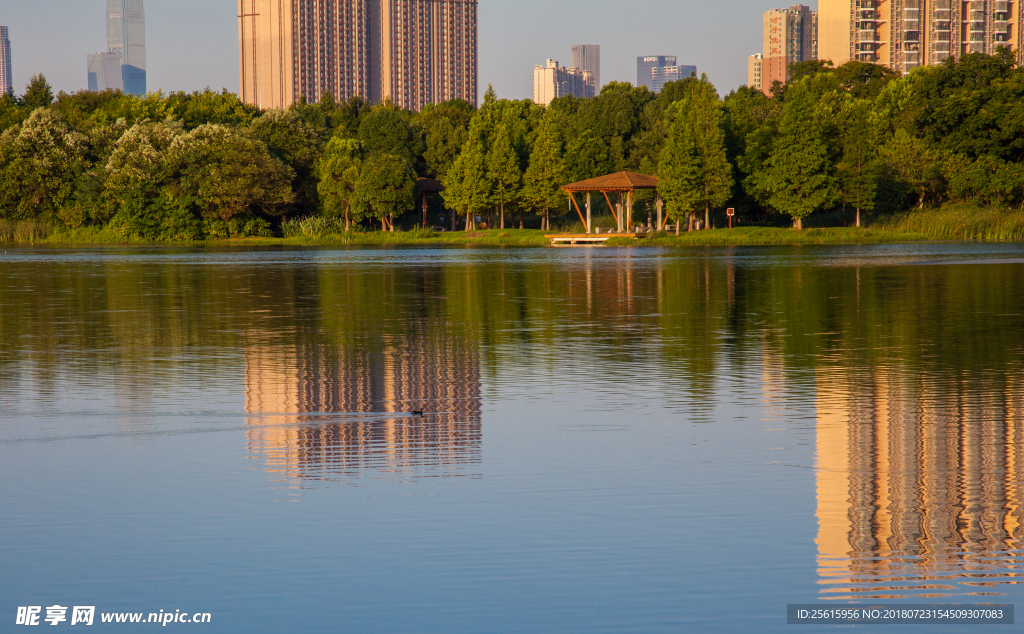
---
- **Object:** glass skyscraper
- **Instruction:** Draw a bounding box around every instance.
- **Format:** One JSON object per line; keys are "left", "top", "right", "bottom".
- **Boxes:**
{"left": 107, "top": 0, "right": 146, "bottom": 96}
{"left": 637, "top": 56, "right": 696, "bottom": 93}
{"left": 0, "top": 26, "right": 12, "bottom": 96}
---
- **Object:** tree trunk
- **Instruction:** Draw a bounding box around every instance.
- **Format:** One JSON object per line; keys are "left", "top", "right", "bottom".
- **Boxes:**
{"left": 675, "top": 217, "right": 680, "bottom": 236}
{"left": 856, "top": 207, "right": 861, "bottom": 228}
{"left": 688, "top": 213, "right": 695, "bottom": 232}
{"left": 345, "top": 202, "right": 350, "bottom": 232}
{"left": 519, "top": 210, "right": 524, "bottom": 230}
{"left": 705, "top": 205, "right": 710, "bottom": 231}
{"left": 794, "top": 217, "right": 803, "bottom": 231}
{"left": 500, "top": 202, "right": 505, "bottom": 230}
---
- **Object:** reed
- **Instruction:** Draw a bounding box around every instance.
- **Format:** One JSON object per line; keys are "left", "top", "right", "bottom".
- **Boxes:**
{"left": 872, "top": 204, "right": 1024, "bottom": 241}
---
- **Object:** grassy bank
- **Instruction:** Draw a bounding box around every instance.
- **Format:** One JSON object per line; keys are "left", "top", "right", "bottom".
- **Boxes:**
{"left": 2, "top": 205, "right": 1023, "bottom": 248}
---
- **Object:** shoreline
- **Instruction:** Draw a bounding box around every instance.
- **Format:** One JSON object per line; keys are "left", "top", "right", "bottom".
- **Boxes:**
{"left": 0, "top": 227, "right": 957, "bottom": 248}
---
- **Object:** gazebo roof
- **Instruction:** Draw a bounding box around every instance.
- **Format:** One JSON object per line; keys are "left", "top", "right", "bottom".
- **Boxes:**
{"left": 561, "top": 171, "right": 658, "bottom": 192}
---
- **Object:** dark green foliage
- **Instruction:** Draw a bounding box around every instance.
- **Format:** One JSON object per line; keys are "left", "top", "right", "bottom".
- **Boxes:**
{"left": 2, "top": 52, "right": 1024, "bottom": 242}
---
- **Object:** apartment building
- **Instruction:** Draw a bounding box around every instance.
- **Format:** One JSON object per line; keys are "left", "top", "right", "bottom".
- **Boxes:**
{"left": 88, "top": 52, "right": 124, "bottom": 92}
{"left": 0, "top": 26, "right": 11, "bottom": 95}
{"left": 533, "top": 59, "right": 595, "bottom": 106}
{"left": 762, "top": 5, "right": 818, "bottom": 89}
{"left": 238, "top": 0, "right": 478, "bottom": 111}
{"left": 747, "top": 53, "right": 764, "bottom": 92}
{"left": 819, "top": 0, "right": 1024, "bottom": 74}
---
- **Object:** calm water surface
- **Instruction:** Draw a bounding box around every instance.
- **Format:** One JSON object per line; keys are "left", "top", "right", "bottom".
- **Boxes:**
{"left": 2, "top": 243, "right": 1024, "bottom": 632}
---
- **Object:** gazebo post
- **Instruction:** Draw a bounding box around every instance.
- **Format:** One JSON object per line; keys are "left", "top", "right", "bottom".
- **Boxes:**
{"left": 586, "top": 193, "right": 592, "bottom": 234}
{"left": 626, "top": 190, "right": 633, "bottom": 233}
{"left": 617, "top": 191, "right": 623, "bottom": 233}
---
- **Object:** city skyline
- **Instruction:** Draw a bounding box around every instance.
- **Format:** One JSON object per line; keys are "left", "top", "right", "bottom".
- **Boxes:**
{"left": 0, "top": 0, "right": 770, "bottom": 101}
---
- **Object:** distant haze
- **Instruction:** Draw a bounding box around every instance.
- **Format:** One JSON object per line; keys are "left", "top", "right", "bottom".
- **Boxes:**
{"left": 0, "top": 0, "right": 781, "bottom": 101}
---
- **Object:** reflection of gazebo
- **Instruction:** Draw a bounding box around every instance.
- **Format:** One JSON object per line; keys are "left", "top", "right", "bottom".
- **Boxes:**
{"left": 416, "top": 178, "right": 445, "bottom": 228}
{"left": 560, "top": 172, "right": 662, "bottom": 234}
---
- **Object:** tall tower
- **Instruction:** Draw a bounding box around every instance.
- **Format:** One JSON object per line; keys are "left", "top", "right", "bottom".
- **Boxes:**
{"left": 107, "top": 0, "right": 147, "bottom": 96}
{"left": 818, "top": 0, "right": 1023, "bottom": 74}
{"left": 0, "top": 26, "right": 11, "bottom": 96}
{"left": 571, "top": 45, "right": 601, "bottom": 91}
{"left": 238, "top": 0, "right": 478, "bottom": 111}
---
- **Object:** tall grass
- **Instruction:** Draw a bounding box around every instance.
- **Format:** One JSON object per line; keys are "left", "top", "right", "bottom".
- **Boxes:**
{"left": 872, "top": 204, "right": 1024, "bottom": 241}
{"left": 0, "top": 219, "right": 51, "bottom": 244}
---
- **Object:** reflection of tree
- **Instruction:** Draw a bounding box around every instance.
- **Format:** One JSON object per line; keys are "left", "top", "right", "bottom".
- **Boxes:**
{"left": 815, "top": 368, "right": 1024, "bottom": 600}
{"left": 244, "top": 331, "right": 482, "bottom": 483}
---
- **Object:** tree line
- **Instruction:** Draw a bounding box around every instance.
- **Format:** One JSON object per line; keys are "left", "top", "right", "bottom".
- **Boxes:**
{"left": 1, "top": 49, "right": 1023, "bottom": 240}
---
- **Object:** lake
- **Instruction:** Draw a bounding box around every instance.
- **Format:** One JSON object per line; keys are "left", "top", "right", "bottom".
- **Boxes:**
{"left": 2, "top": 243, "right": 1023, "bottom": 632}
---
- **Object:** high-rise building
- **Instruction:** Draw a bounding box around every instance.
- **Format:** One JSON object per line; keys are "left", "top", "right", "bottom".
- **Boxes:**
{"left": 571, "top": 44, "right": 601, "bottom": 91}
{"left": 650, "top": 64, "right": 697, "bottom": 92}
{"left": 0, "top": 26, "right": 12, "bottom": 96}
{"left": 533, "top": 59, "right": 595, "bottom": 106}
{"left": 107, "top": 0, "right": 146, "bottom": 96}
{"left": 637, "top": 56, "right": 697, "bottom": 93}
{"left": 238, "top": 0, "right": 478, "bottom": 111}
{"left": 747, "top": 53, "right": 764, "bottom": 92}
{"left": 88, "top": 52, "right": 124, "bottom": 92}
{"left": 819, "top": 0, "right": 1024, "bottom": 74}
{"left": 761, "top": 5, "right": 817, "bottom": 91}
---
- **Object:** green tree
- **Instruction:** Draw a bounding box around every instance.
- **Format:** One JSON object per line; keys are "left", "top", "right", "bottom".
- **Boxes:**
{"left": 522, "top": 115, "right": 566, "bottom": 231}
{"left": 358, "top": 104, "right": 424, "bottom": 169}
{"left": 249, "top": 109, "right": 324, "bottom": 212}
{"left": 657, "top": 78, "right": 733, "bottom": 232}
{"left": 442, "top": 119, "right": 492, "bottom": 230}
{"left": 0, "top": 109, "right": 87, "bottom": 221}
{"left": 316, "top": 137, "right": 363, "bottom": 230}
{"left": 753, "top": 81, "right": 839, "bottom": 229}
{"left": 838, "top": 100, "right": 879, "bottom": 227}
{"left": 354, "top": 153, "right": 416, "bottom": 231}
{"left": 487, "top": 119, "right": 522, "bottom": 229}
{"left": 20, "top": 75, "right": 54, "bottom": 111}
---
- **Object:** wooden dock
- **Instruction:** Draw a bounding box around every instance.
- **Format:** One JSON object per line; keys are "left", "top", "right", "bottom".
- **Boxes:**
{"left": 545, "top": 233, "right": 644, "bottom": 246}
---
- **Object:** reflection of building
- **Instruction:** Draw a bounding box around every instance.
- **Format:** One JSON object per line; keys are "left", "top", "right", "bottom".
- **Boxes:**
{"left": 245, "top": 332, "right": 482, "bottom": 482}
{"left": 815, "top": 369, "right": 1024, "bottom": 599}
{"left": 238, "top": 0, "right": 479, "bottom": 110}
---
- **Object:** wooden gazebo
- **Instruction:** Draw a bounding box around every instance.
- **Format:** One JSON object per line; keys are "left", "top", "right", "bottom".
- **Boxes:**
{"left": 560, "top": 172, "right": 662, "bottom": 234}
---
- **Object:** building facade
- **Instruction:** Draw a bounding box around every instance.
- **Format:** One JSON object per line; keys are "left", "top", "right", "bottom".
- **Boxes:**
{"left": 748, "top": 53, "right": 764, "bottom": 92}
{"left": 650, "top": 64, "right": 697, "bottom": 92}
{"left": 637, "top": 55, "right": 697, "bottom": 92}
{"left": 761, "top": 5, "right": 817, "bottom": 90}
{"left": 819, "top": 0, "right": 1023, "bottom": 74}
{"left": 88, "top": 52, "right": 124, "bottom": 92}
{"left": 238, "top": 0, "right": 478, "bottom": 111}
{"left": 107, "top": 0, "right": 147, "bottom": 96}
{"left": 533, "top": 59, "right": 595, "bottom": 106}
{"left": 0, "top": 26, "right": 11, "bottom": 95}
{"left": 571, "top": 44, "right": 601, "bottom": 91}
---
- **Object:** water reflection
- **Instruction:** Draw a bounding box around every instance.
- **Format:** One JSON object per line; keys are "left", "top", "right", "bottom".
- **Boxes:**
{"left": 815, "top": 369, "right": 1024, "bottom": 599}
{"left": 244, "top": 331, "right": 482, "bottom": 483}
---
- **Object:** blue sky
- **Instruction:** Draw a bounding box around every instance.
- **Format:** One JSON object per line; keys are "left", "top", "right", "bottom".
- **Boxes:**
{"left": 0, "top": 0, "right": 784, "bottom": 100}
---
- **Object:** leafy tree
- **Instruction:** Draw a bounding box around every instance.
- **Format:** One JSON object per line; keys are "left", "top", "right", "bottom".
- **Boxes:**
{"left": 354, "top": 153, "right": 416, "bottom": 231}
{"left": 753, "top": 80, "right": 839, "bottom": 229}
{"left": 316, "top": 137, "right": 363, "bottom": 230}
{"left": 657, "top": 77, "right": 733, "bottom": 232}
{"left": 358, "top": 104, "right": 424, "bottom": 169}
{"left": 164, "top": 124, "right": 294, "bottom": 221}
{"left": 487, "top": 118, "right": 522, "bottom": 229}
{"left": 522, "top": 114, "right": 566, "bottom": 230}
{"left": 878, "top": 129, "right": 947, "bottom": 208}
{"left": 442, "top": 119, "right": 492, "bottom": 230}
{"left": 423, "top": 116, "right": 468, "bottom": 181}
{"left": 0, "top": 109, "right": 87, "bottom": 221}
{"left": 250, "top": 109, "right": 324, "bottom": 212}
{"left": 20, "top": 75, "right": 54, "bottom": 111}
{"left": 838, "top": 100, "right": 879, "bottom": 226}
{"left": 788, "top": 60, "right": 835, "bottom": 83}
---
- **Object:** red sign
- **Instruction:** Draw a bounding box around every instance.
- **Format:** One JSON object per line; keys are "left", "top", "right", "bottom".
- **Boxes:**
{"left": 727, "top": 208, "right": 735, "bottom": 217}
